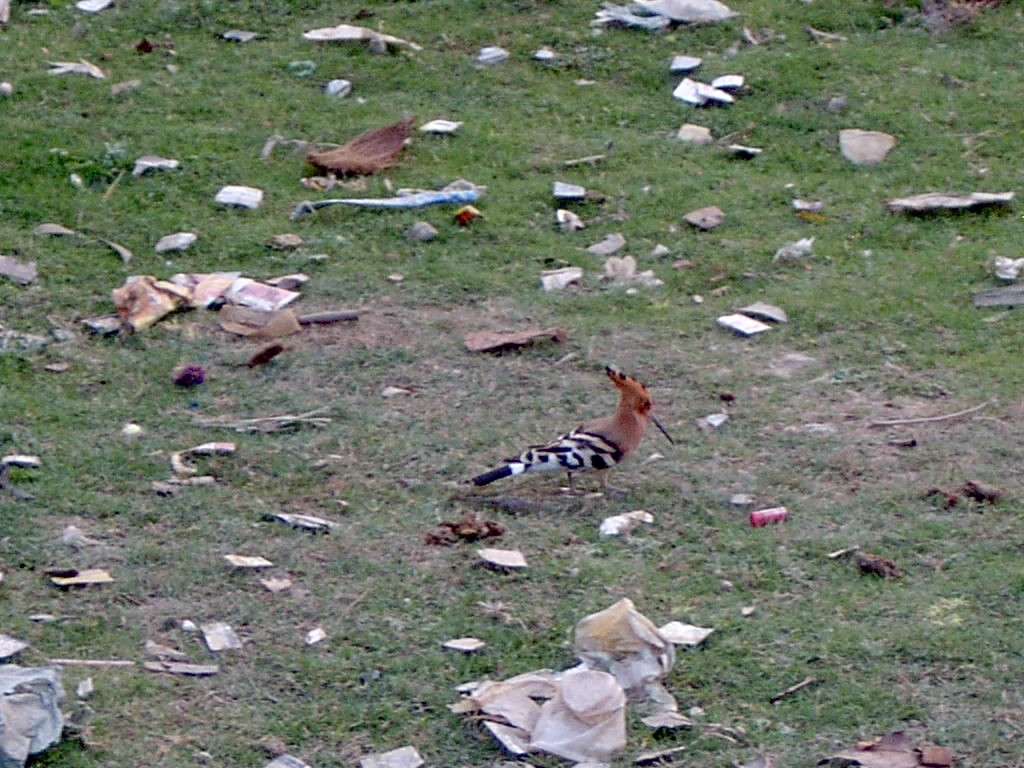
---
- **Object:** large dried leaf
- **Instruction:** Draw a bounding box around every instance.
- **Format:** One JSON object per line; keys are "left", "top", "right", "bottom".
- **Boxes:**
{"left": 307, "top": 118, "right": 414, "bottom": 176}
{"left": 823, "top": 732, "right": 921, "bottom": 768}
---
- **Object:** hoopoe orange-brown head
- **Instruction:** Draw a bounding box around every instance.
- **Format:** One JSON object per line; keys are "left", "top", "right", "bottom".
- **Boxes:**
{"left": 605, "top": 366, "right": 675, "bottom": 445}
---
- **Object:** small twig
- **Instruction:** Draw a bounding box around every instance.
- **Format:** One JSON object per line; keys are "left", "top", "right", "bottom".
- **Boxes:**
{"left": 49, "top": 658, "right": 136, "bottom": 667}
{"left": 563, "top": 153, "right": 607, "bottom": 167}
{"left": 196, "top": 408, "right": 332, "bottom": 433}
{"left": 101, "top": 169, "right": 126, "bottom": 202}
{"left": 869, "top": 400, "right": 990, "bottom": 427}
{"left": 770, "top": 675, "right": 818, "bottom": 704}
{"left": 806, "top": 25, "right": 848, "bottom": 42}
{"left": 298, "top": 310, "right": 359, "bottom": 325}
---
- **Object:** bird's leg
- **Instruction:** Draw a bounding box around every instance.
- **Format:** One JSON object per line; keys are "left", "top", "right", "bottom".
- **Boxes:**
{"left": 563, "top": 471, "right": 584, "bottom": 496}
{"left": 598, "top": 470, "right": 629, "bottom": 498}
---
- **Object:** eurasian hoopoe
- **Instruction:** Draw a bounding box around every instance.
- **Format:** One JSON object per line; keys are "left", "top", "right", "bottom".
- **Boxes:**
{"left": 471, "top": 366, "right": 674, "bottom": 493}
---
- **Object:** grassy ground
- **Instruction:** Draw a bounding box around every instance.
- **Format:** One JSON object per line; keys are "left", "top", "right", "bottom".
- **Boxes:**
{"left": 2, "top": 1, "right": 1023, "bottom": 766}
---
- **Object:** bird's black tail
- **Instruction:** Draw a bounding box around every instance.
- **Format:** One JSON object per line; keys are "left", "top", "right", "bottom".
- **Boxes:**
{"left": 472, "top": 465, "right": 515, "bottom": 486}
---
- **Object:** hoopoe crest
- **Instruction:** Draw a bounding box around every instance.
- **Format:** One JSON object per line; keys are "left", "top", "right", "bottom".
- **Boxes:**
{"left": 471, "top": 366, "right": 674, "bottom": 492}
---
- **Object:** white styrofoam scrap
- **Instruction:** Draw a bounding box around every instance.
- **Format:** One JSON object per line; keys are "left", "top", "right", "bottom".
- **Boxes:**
{"left": 419, "top": 119, "right": 462, "bottom": 134}
{"left": 541, "top": 267, "right": 583, "bottom": 292}
{"left": 658, "top": 621, "right": 715, "bottom": 647}
{"left": 324, "top": 79, "right": 352, "bottom": 98}
{"left": 599, "top": 510, "right": 654, "bottom": 537}
{"left": 155, "top": 232, "right": 197, "bottom": 253}
{"left": 553, "top": 181, "right": 586, "bottom": 200}
{"left": 132, "top": 155, "right": 180, "bottom": 176}
{"left": 477, "top": 46, "right": 509, "bottom": 65}
{"left": 711, "top": 74, "right": 744, "bottom": 90}
{"left": 717, "top": 313, "right": 772, "bottom": 337}
{"left": 215, "top": 185, "right": 263, "bottom": 209}
{"left": 669, "top": 55, "right": 702, "bottom": 73}
{"left": 442, "top": 637, "right": 486, "bottom": 653}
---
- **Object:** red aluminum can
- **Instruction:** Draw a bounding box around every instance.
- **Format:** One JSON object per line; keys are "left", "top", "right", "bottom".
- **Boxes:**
{"left": 750, "top": 506, "right": 787, "bottom": 527}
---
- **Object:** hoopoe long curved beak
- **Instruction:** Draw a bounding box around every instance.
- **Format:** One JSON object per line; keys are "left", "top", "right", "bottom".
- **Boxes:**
{"left": 651, "top": 414, "right": 675, "bottom": 445}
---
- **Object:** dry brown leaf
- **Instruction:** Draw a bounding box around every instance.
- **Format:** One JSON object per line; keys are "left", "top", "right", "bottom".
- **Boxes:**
{"left": 824, "top": 731, "right": 939, "bottom": 768}
{"left": 960, "top": 479, "right": 1001, "bottom": 504}
{"left": 855, "top": 551, "right": 903, "bottom": 579}
{"left": 247, "top": 343, "right": 285, "bottom": 367}
{"left": 464, "top": 326, "right": 567, "bottom": 354}
{"left": 307, "top": 117, "right": 414, "bottom": 175}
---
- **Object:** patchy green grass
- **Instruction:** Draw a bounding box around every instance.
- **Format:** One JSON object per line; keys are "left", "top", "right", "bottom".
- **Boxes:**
{"left": 2, "top": 2, "right": 1024, "bottom": 767}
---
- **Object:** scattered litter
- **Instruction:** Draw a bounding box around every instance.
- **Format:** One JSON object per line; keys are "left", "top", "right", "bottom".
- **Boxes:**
{"left": 673, "top": 78, "right": 734, "bottom": 106}
{"left": 772, "top": 236, "right": 815, "bottom": 262}
{"left": 381, "top": 385, "right": 413, "bottom": 397}
{"left": 730, "top": 493, "right": 755, "bottom": 507}
{"left": 261, "top": 577, "right": 293, "bottom": 593}
{"left": 670, "top": 55, "right": 702, "bottom": 73}
{"left": 0, "top": 665, "right": 64, "bottom": 767}
{"left": 75, "top": 677, "right": 94, "bottom": 700}
{"left": 324, "top": 79, "right": 352, "bottom": 98}
{"left": 306, "top": 117, "right": 414, "bottom": 176}
{"left": 587, "top": 232, "right": 626, "bottom": 256}
{"left": 839, "top": 128, "right": 896, "bottom": 166}
{"left": 172, "top": 364, "right": 206, "bottom": 388}
{"left": 48, "top": 60, "right": 105, "bottom": 79}
{"left": 404, "top": 221, "right": 438, "bottom": 241}
{"left": 556, "top": 209, "right": 585, "bottom": 232}
{"left": 144, "top": 661, "right": 219, "bottom": 676}
{"left": 575, "top": 598, "right": 676, "bottom": 711}
{"left": 684, "top": 205, "right": 725, "bottom": 230}
{"left": 738, "top": 301, "right": 788, "bottom": 323}
{"left": 530, "top": 668, "right": 626, "bottom": 763}
{"left": 822, "top": 731, "right": 951, "bottom": 768}
{"left": 603, "top": 255, "right": 664, "bottom": 289}
{"left": 599, "top": 509, "right": 654, "bottom": 537}
{"left": 194, "top": 409, "right": 331, "bottom": 433}
{"left": 478, "top": 548, "right": 528, "bottom": 570}
{"left": 34, "top": 223, "right": 78, "bottom": 237}
{"left": 792, "top": 198, "right": 824, "bottom": 212}
{"left": 717, "top": 313, "right": 771, "bottom": 337}
{"left": 554, "top": 181, "right": 587, "bottom": 200}
{"left": 749, "top": 506, "right": 787, "bottom": 527}
{"left": 219, "top": 306, "right": 302, "bottom": 338}
{"left": 676, "top": 123, "right": 713, "bottom": 144}
{"left": 225, "top": 278, "right": 300, "bottom": 311}
{"left": 464, "top": 326, "right": 567, "bottom": 354}
{"left": 100, "top": 238, "right": 133, "bottom": 264}
{"left": 541, "top": 266, "right": 583, "bottom": 292}
{"left": 887, "top": 190, "right": 1015, "bottom": 213}
{"left": 594, "top": 4, "right": 671, "bottom": 30}
{"left": 854, "top": 551, "right": 903, "bottom": 579}
{"left": 726, "top": 143, "right": 762, "bottom": 158}
{"left": 155, "top": 231, "right": 197, "bottom": 253}
{"left": 425, "top": 514, "right": 505, "bottom": 545}
{"left": 132, "top": 155, "right": 179, "bottom": 176}
{"left": 711, "top": 73, "right": 745, "bottom": 90}
{"left": 305, "top": 627, "right": 327, "bottom": 646}
{"left": 215, "top": 185, "right": 263, "bottom": 209}
{"left": 533, "top": 47, "right": 557, "bottom": 62}
{"left": 224, "top": 554, "right": 274, "bottom": 569}
{"left": 477, "top": 46, "right": 509, "bottom": 65}
{"left": 291, "top": 187, "right": 477, "bottom": 220}
{"left": 358, "top": 745, "right": 424, "bottom": 768}
{"left": 222, "top": 29, "right": 258, "bottom": 42}
{"left": 419, "top": 119, "right": 462, "bottom": 134}
{"left": 145, "top": 639, "right": 189, "bottom": 661}
{"left": 0, "top": 255, "right": 37, "bottom": 285}
{"left": 264, "top": 756, "right": 312, "bottom": 768}
{"left": 635, "top": 0, "right": 738, "bottom": 23}
{"left": 657, "top": 621, "right": 714, "bottom": 647}
{"left": 701, "top": 412, "right": 729, "bottom": 429}
{"left": 201, "top": 621, "right": 243, "bottom": 652}
{"left": 0, "top": 635, "right": 28, "bottom": 660}
{"left": 75, "top": 0, "right": 113, "bottom": 12}
{"left": 303, "top": 23, "right": 422, "bottom": 51}
{"left": 2, "top": 455, "right": 41, "bottom": 469}
{"left": 111, "top": 275, "right": 193, "bottom": 330}
{"left": 443, "top": 637, "right": 486, "bottom": 653}
{"left": 267, "top": 512, "right": 337, "bottom": 533}
{"left": 50, "top": 569, "right": 114, "bottom": 588}
{"left": 453, "top": 204, "right": 484, "bottom": 226}
{"left": 993, "top": 256, "right": 1024, "bottom": 281}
